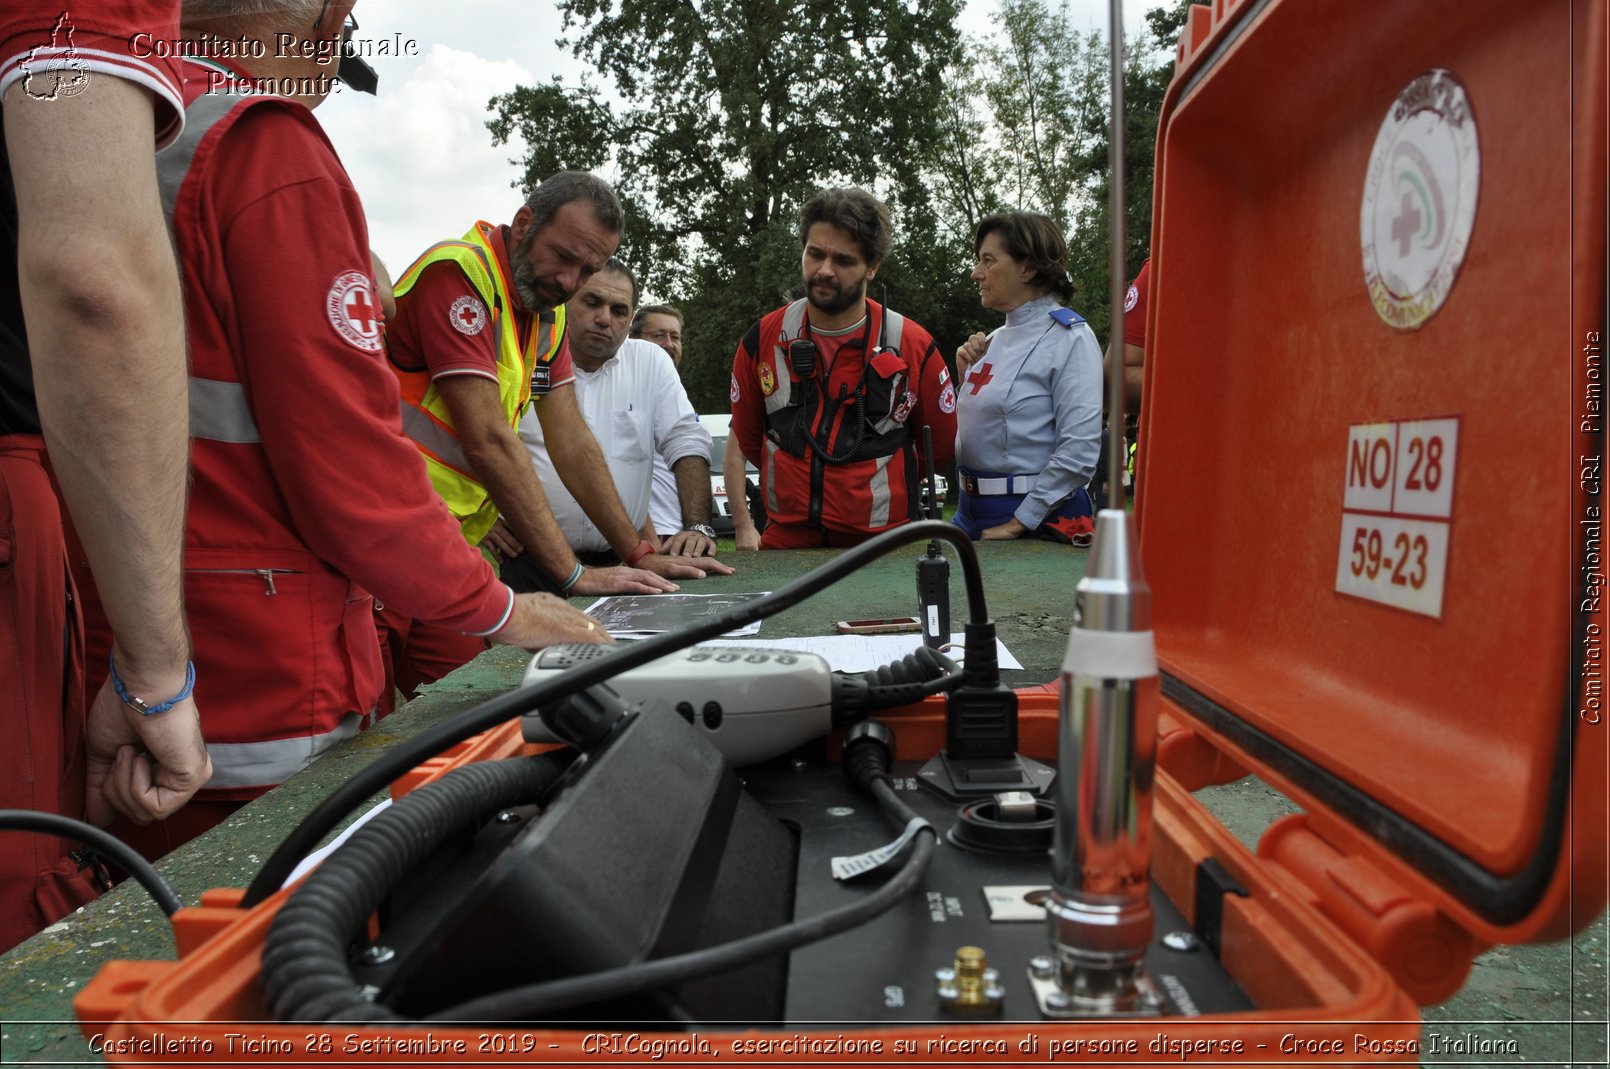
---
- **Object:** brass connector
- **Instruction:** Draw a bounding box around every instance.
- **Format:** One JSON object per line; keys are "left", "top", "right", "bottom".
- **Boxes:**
{"left": 936, "top": 946, "right": 1005, "bottom": 1018}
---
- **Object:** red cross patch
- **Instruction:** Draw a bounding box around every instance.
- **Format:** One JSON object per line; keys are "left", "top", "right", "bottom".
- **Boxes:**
{"left": 326, "top": 271, "right": 383, "bottom": 353}
{"left": 450, "top": 295, "right": 488, "bottom": 336}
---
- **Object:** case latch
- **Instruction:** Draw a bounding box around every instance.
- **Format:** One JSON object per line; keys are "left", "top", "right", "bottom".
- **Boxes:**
{"left": 1260, "top": 813, "right": 1482, "bottom": 1005}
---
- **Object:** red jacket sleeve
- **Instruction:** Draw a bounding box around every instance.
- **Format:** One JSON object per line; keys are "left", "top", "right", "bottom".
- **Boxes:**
{"left": 912, "top": 332, "right": 957, "bottom": 470}
{"left": 213, "top": 108, "right": 509, "bottom": 634}
{"left": 387, "top": 260, "right": 500, "bottom": 382}
{"left": 729, "top": 320, "right": 765, "bottom": 464}
{"left": 1123, "top": 258, "right": 1151, "bottom": 348}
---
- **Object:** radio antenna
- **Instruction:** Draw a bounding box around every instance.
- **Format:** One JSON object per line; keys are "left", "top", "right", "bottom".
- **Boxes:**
{"left": 1104, "top": 0, "right": 1129, "bottom": 511}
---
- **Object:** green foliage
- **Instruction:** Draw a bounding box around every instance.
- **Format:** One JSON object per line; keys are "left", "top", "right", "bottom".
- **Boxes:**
{"left": 486, "top": 0, "right": 1194, "bottom": 411}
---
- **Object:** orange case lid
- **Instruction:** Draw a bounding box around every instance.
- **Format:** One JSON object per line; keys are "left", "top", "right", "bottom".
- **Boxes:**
{"left": 1140, "top": 0, "right": 1606, "bottom": 947}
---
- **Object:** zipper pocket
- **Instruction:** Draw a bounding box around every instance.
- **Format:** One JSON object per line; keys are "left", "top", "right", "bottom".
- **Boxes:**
{"left": 187, "top": 567, "right": 302, "bottom": 596}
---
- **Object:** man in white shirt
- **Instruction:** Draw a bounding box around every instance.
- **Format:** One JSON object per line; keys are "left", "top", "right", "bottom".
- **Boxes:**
{"left": 630, "top": 303, "right": 690, "bottom": 539}
{"left": 503, "top": 260, "right": 732, "bottom": 591}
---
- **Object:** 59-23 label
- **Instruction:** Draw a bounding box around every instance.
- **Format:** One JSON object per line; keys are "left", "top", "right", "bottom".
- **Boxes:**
{"left": 1334, "top": 418, "right": 1458, "bottom": 617}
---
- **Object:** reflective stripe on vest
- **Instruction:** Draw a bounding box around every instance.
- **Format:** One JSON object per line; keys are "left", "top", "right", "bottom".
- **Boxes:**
{"left": 204, "top": 710, "right": 367, "bottom": 789}
{"left": 867, "top": 453, "right": 894, "bottom": 528}
{"left": 158, "top": 91, "right": 269, "bottom": 448}
{"left": 765, "top": 300, "right": 908, "bottom": 421}
{"left": 762, "top": 299, "right": 809, "bottom": 417}
{"left": 391, "top": 225, "right": 565, "bottom": 545}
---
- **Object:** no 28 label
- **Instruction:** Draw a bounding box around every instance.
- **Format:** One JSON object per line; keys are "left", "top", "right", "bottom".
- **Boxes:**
{"left": 1335, "top": 419, "right": 1458, "bottom": 617}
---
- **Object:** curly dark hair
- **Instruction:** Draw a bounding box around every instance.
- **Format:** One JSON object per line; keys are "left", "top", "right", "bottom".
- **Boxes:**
{"left": 799, "top": 188, "right": 891, "bottom": 267}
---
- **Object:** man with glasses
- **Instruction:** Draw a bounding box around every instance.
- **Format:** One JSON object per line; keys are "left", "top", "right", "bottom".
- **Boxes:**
{"left": 629, "top": 304, "right": 699, "bottom": 541}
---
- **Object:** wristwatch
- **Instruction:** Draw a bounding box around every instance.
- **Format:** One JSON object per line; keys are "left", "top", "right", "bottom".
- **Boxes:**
{"left": 685, "top": 523, "right": 718, "bottom": 540}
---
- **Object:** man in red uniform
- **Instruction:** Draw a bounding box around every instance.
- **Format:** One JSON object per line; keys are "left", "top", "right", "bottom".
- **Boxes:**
{"left": 729, "top": 187, "right": 956, "bottom": 549}
{"left": 69, "top": 0, "right": 607, "bottom": 857}
{"left": 1, "top": 1, "right": 211, "bottom": 951}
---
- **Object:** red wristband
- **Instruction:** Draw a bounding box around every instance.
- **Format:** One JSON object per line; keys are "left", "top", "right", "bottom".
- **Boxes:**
{"left": 625, "top": 539, "right": 657, "bottom": 567}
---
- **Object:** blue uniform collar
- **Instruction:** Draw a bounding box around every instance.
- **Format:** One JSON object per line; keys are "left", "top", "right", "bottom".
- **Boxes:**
{"left": 1005, "top": 294, "right": 1060, "bottom": 328}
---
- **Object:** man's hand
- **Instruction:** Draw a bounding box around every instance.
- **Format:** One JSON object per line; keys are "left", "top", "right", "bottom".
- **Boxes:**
{"left": 482, "top": 517, "right": 525, "bottom": 561}
{"left": 571, "top": 566, "right": 680, "bottom": 596}
{"left": 733, "top": 522, "right": 763, "bottom": 552}
{"left": 492, "top": 592, "right": 614, "bottom": 649}
{"left": 660, "top": 529, "right": 718, "bottom": 558}
{"left": 85, "top": 674, "right": 211, "bottom": 827}
{"left": 956, "top": 332, "right": 991, "bottom": 379}
{"left": 981, "top": 517, "right": 1029, "bottom": 540}
{"left": 637, "top": 551, "right": 732, "bottom": 579}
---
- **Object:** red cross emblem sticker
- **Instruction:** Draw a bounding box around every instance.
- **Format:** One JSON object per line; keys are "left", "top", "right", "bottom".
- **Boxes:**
{"left": 966, "top": 362, "right": 994, "bottom": 395}
{"left": 326, "top": 271, "right": 383, "bottom": 353}
{"left": 450, "top": 295, "right": 488, "bottom": 336}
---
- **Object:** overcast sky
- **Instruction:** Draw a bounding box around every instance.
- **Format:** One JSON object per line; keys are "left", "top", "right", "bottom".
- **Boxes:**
{"left": 319, "top": 0, "right": 1164, "bottom": 279}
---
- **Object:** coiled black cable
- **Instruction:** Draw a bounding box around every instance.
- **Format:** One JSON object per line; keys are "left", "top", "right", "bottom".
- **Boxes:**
{"left": 426, "top": 722, "right": 934, "bottom": 1022}
{"left": 261, "top": 751, "right": 573, "bottom": 1023}
{"left": 242, "top": 520, "right": 985, "bottom": 908}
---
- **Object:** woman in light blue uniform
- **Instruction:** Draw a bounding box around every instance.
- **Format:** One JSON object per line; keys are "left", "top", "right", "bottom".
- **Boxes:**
{"left": 953, "top": 212, "right": 1103, "bottom": 544}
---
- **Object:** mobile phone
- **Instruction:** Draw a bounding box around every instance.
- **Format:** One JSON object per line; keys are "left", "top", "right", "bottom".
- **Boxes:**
{"left": 835, "top": 616, "right": 923, "bottom": 635}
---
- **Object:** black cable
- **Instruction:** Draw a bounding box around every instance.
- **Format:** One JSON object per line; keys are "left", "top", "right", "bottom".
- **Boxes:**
{"left": 242, "top": 520, "right": 986, "bottom": 908}
{"left": 426, "top": 722, "right": 936, "bottom": 1022}
{"left": 261, "top": 752, "right": 574, "bottom": 1023}
{"left": 0, "top": 809, "right": 182, "bottom": 918}
{"left": 429, "top": 838, "right": 936, "bottom": 1021}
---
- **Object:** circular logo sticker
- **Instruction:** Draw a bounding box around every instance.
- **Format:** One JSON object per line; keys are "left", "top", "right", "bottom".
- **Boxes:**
{"left": 449, "top": 295, "right": 488, "bottom": 336}
{"left": 1360, "top": 70, "right": 1480, "bottom": 331}
{"left": 326, "top": 271, "right": 383, "bottom": 352}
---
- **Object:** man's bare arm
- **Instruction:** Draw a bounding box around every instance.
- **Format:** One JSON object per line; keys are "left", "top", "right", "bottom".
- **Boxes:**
{"left": 659, "top": 456, "right": 732, "bottom": 566}
{"left": 1102, "top": 340, "right": 1145, "bottom": 416}
{"left": 538, "top": 387, "right": 723, "bottom": 578}
{"left": 725, "top": 439, "right": 762, "bottom": 551}
{"left": 434, "top": 375, "right": 674, "bottom": 595}
{"left": 6, "top": 78, "right": 211, "bottom": 823}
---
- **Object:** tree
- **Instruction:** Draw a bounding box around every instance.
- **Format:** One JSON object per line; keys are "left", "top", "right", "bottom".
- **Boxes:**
{"left": 927, "top": 0, "right": 1192, "bottom": 345}
{"left": 487, "top": 0, "right": 967, "bottom": 413}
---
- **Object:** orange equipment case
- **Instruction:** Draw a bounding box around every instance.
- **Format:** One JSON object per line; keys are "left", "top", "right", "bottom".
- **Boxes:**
{"left": 76, "top": 0, "right": 1605, "bottom": 1063}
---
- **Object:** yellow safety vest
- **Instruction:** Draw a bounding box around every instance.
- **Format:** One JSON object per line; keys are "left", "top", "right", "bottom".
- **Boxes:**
{"left": 390, "top": 221, "right": 565, "bottom": 546}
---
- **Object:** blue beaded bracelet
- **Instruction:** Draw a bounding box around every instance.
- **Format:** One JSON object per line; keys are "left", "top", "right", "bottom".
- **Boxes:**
{"left": 108, "top": 652, "right": 196, "bottom": 716}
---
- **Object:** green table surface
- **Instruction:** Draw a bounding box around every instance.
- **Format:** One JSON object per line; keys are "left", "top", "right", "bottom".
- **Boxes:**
{"left": 4, "top": 540, "right": 1596, "bottom": 1066}
{"left": 0, "top": 540, "right": 1086, "bottom": 1063}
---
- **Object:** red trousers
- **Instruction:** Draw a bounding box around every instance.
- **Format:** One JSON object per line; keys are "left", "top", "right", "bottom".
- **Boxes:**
{"left": 760, "top": 521, "right": 883, "bottom": 550}
{"left": 373, "top": 602, "right": 489, "bottom": 715}
{"left": 0, "top": 436, "right": 106, "bottom": 953}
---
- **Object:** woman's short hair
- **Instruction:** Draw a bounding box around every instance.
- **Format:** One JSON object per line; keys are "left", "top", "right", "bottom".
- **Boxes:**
{"left": 975, "top": 212, "right": 1076, "bottom": 305}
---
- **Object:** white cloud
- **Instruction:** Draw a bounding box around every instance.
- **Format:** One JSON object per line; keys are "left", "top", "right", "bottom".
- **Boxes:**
{"left": 317, "top": 44, "right": 537, "bottom": 271}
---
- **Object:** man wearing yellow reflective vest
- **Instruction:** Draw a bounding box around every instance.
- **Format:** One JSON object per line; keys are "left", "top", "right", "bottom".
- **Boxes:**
{"left": 383, "top": 171, "right": 729, "bottom": 697}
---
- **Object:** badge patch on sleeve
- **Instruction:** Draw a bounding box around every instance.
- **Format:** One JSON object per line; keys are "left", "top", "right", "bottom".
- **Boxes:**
{"left": 449, "top": 295, "right": 488, "bottom": 336}
{"left": 530, "top": 363, "right": 552, "bottom": 395}
{"left": 939, "top": 383, "right": 957, "bottom": 414}
{"left": 730, "top": 373, "right": 742, "bottom": 404}
{"left": 1123, "top": 283, "right": 1139, "bottom": 313}
{"left": 327, "top": 271, "right": 384, "bottom": 352}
